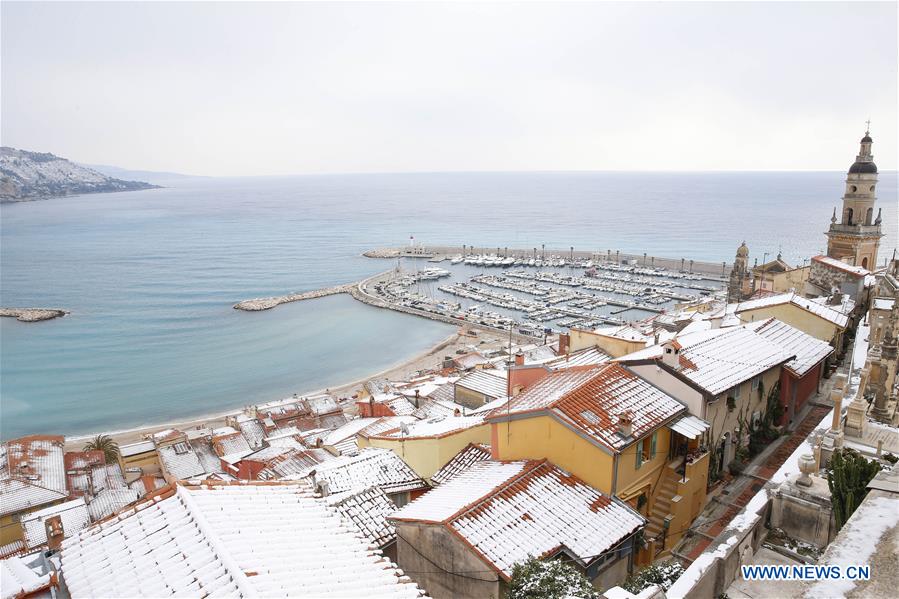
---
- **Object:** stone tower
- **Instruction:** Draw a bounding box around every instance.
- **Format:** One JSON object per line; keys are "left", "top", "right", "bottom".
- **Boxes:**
{"left": 826, "top": 127, "right": 883, "bottom": 270}
{"left": 727, "top": 241, "right": 751, "bottom": 303}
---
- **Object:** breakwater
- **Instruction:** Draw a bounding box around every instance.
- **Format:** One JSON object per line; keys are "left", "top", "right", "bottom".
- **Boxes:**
{"left": 364, "top": 244, "right": 732, "bottom": 278}
{"left": 0, "top": 308, "right": 68, "bottom": 322}
{"left": 233, "top": 284, "right": 354, "bottom": 311}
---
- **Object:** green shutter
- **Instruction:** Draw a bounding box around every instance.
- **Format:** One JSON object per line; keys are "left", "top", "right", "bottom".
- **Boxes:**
{"left": 650, "top": 432, "right": 658, "bottom": 460}
{"left": 635, "top": 442, "right": 642, "bottom": 469}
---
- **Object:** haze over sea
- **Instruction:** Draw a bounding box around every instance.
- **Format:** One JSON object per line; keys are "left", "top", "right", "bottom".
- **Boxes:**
{"left": 1, "top": 171, "right": 896, "bottom": 439}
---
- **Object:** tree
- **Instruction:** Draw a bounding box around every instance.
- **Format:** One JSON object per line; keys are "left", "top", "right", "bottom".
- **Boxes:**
{"left": 622, "top": 561, "right": 685, "bottom": 593}
{"left": 509, "top": 557, "right": 597, "bottom": 599}
{"left": 83, "top": 434, "right": 120, "bottom": 465}
{"left": 826, "top": 448, "right": 881, "bottom": 530}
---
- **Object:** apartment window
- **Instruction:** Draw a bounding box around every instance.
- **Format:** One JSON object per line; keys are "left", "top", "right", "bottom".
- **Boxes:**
{"left": 732, "top": 384, "right": 741, "bottom": 401}
{"left": 635, "top": 442, "right": 643, "bottom": 470}
{"left": 650, "top": 432, "right": 658, "bottom": 460}
{"left": 751, "top": 376, "right": 761, "bottom": 393}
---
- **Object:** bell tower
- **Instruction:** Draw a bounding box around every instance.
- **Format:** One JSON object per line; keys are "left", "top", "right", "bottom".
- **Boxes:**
{"left": 826, "top": 124, "right": 883, "bottom": 270}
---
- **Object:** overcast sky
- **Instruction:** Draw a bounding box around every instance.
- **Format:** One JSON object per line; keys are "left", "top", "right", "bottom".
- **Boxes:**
{"left": 2, "top": 1, "right": 896, "bottom": 176}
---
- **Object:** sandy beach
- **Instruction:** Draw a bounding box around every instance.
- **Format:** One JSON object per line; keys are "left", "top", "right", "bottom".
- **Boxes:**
{"left": 63, "top": 327, "right": 518, "bottom": 451}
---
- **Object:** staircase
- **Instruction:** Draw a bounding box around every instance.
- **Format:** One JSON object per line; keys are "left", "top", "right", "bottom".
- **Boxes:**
{"left": 645, "top": 466, "right": 680, "bottom": 554}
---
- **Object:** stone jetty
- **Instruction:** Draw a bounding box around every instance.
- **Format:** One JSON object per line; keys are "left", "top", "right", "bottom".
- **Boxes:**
{"left": 233, "top": 284, "right": 355, "bottom": 311}
{"left": 0, "top": 307, "right": 68, "bottom": 322}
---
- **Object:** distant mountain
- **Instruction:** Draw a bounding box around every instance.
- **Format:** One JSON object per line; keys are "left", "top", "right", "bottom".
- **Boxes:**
{"left": 0, "top": 147, "right": 161, "bottom": 202}
{"left": 83, "top": 163, "right": 203, "bottom": 186}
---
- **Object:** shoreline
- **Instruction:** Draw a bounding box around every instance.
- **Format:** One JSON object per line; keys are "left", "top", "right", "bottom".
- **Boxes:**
{"left": 63, "top": 329, "right": 469, "bottom": 449}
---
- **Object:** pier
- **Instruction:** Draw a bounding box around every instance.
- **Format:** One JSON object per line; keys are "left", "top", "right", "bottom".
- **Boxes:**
{"left": 0, "top": 307, "right": 68, "bottom": 322}
{"left": 233, "top": 284, "right": 354, "bottom": 311}
{"left": 364, "top": 244, "right": 732, "bottom": 279}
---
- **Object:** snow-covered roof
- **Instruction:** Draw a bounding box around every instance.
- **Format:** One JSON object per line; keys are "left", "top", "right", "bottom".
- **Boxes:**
{"left": 304, "top": 394, "right": 340, "bottom": 415}
{"left": 357, "top": 416, "right": 419, "bottom": 439}
{"left": 321, "top": 418, "right": 380, "bottom": 447}
{"left": 735, "top": 291, "right": 849, "bottom": 328}
{"left": 619, "top": 327, "right": 795, "bottom": 396}
{"left": 59, "top": 483, "right": 426, "bottom": 598}
{"left": 812, "top": 254, "right": 869, "bottom": 277}
{"left": 430, "top": 444, "right": 492, "bottom": 486}
{"left": 236, "top": 418, "right": 266, "bottom": 449}
{"left": 21, "top": 497, "right": 90, "bottom": 549}
{"left": 370, "top": 415, "right": 487, "bottom": 440}
{"left": 546, "top": 346, "right": 613, "bottom": 370}
{"left": 392, "top": 460, "right": 645, "bottom": 579}
{"left": 298, "top": 448, "right": 427, "bottom": 496}
{"left": 329, "top": 486, "right": 397, "bottom": 548}
{"left": 591, "top": 324, "right": 652, "bottom": 342}
{"left": 118, "top": 440, "right": 155, "bottom": 457}
{"left": 64, "top": 451, "right": 128, "bottom": 498}
{"left": 455, "top": 370, "right": 508, "bottom": 399}
{"left": 454, "top": 352, "right": 490, "bottom": 370}
{"left": 0, "top": 436, "right": 68, "bottom": 517}
{"left": 1, "top": 553, "right": 52, "bottom": 599}
{"left": 156, "top": 441, "right": 206, "bottom": 480}
{"left": 487, "top": 363, "right": 686, "bottom": 451}
{"left": 211, "top": 431, "right": 251, "bottom": 458}
{"left": 257, "top": 448, "right": 337, "bottom": 480}
{"left": 85, "top": 488, "right": 141, "bottom": 522}
{"left": 873, "top": 298, "right": 896, "bottom": 311}
{"left": 743, "top": 318, "right": 834, "bottom": 377}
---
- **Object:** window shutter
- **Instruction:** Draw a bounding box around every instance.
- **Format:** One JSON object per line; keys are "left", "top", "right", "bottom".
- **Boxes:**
{"left": 650, "top": 431, "right": 658, "bottom": 459}
{"left": 635, "top": 443, "right": 642, "bottom": 469}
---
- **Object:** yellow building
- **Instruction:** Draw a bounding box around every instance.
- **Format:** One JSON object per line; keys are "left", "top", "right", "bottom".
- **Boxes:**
{"left": 117, "top": 439, "right": 161, "bottom": 482}
{"left": 734, "top": 291, "right": 849, "bottom": 352}
{"left": 568, "top": 326, "right": 650, "bottom": 358}
{"left": 485, "top": 363, "right": 710, "bottom": 558}
{"left": 362, "top": 415, "right": 490, "bottom": 481}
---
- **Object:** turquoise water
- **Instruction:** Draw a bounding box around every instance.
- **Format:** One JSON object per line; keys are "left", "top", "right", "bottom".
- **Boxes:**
{"left": 1, "top": 171, "right": 896, "bottom": 438}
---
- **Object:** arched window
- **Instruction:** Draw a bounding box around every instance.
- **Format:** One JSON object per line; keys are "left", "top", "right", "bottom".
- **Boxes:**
{"left": 862, "top": 257, "right": 869, "bottom": 269}
{"left": 845, "top": 208, "right": 854, "bottom": 225}
{"left": 866, "top": 207, "right": 874, "bottom": 225}
{"left": 870, "top": 185, "right": 875, "bottom": 192}
{"left": 850, "top": 185, "right": 857, "bottom": 192}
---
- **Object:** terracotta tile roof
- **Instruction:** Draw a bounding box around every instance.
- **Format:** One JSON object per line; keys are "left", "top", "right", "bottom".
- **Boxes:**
{"left": 21, "top": 497, "right": 91, "bottom": 549}
{"left": 257, "top": 448, "right": 337, "bottom": 480}
{"left": 1, "top": 553, "right": 52, "bottom": 598}
{"left": 619, "top": 327, "right": 795, "bottom": 395}
{"left": 812, "top": 255, "right": 869, "bottom": 277}
{"left": 392, "top": 460, "right": 645, "bottom": 579}
{"left": 455, "top": 370, "right": 508, "bottom": 399}
{"left": 546, "top": 346, "right": 613, "bottom": 369}
{"left": 0, "top": 436, "right": 69, "bottom": 517}
{"left": 369, "top": 415, "right": 487, "bottom": 440}
{"left": 430, "top": 444, "right": 492, "bottom": 486}
{"left": 744, "top": 318, "right": 834, "bottom": 377}
{"left": 59, "top": 483, "right": 426, "bottom": 598}
{"left": 294, "top": 448, "right": 427, "bottom": 496}
{"left": 735, "top": 291, "right": 849, "bottom": 328}
{"left": 487, "top": 364, "right": 685, "bottom": 451}
{"left": 329, "top": 486, "right": 397, "bottom": 549}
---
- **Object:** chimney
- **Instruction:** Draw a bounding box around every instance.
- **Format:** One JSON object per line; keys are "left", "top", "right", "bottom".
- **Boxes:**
{"left": 514, "top": 352, "right": 524, "bottom": 366}
{"left": 453, "top": 408, "right": 462, "bottom": 417}
{"left": 829, "top": 290, "right": 843, "bottom": 306}
{"left": 661, "top": 342, "right": 680, "bottom": 368}
{"left": 45, "top": 515, "right": 64, "bottom": 552}
{"left": 558, "top": 333, "right": 570, "bottom": 355}
{"left": 414, "top": 389, "right": 421, "bottom": 408}
{"left": 316, "top": 479, "right": 330, "bottom": 497}
{"left": 140, "top": 474, "right": 156, "bottom": 495}
{"left": 617, "top": 410, "right": 634, "bottom": 438}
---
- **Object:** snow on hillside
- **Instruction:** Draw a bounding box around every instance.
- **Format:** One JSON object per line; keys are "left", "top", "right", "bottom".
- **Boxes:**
{"left": 0, "top": 147, "right": 159, "bottom": 201}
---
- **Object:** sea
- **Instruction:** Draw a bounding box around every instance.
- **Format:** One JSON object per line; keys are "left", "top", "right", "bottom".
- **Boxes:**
{"left": 1, "top": 171, "right": 896, "bottom": 439}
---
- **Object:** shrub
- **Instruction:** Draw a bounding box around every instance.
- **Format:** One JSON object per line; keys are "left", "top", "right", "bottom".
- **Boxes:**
{"left": 827, "top": 448, "right": 882, "bottom": 530}
{"left": 622, "top": 560, "right": 685, "bottom": 593}
{"left": 509, "top": 557, "right": 597, "bottom": 599}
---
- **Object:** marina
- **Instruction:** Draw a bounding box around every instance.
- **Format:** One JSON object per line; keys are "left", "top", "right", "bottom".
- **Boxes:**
{"left": 355, "top": 246, "right": 728, "bottom": 336}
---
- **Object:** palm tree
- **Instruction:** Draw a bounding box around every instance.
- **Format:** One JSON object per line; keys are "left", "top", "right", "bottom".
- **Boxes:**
{"left": 83, "top": 434, "right": 120, "bottom": 465}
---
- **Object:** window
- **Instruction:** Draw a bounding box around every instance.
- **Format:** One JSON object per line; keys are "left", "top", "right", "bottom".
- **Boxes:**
{"left": 650, "top": 431, "right": 658, "bottom": 460}
{"left": 635, "top": 442, "right": 643, "bottom": 469}
{"left": 172, "top": 442, "right": 190, "bottom": 455}
{"left": 732, "top": 384, "right": 741, "bottom": 400}
{"left": 751, "top": 376, "right": 761, "bottom": 393}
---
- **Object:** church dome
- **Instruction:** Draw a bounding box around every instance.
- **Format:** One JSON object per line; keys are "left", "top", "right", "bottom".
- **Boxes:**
{"left": 861, "top": 134, "right": 873, "bottom": 143}
{"left": 849, "top": 161, "right": 877, "bottom": 174}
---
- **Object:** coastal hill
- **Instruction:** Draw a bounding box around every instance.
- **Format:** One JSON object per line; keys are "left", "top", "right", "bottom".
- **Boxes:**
{"left": 0, "top": 146, "right": 160, "bottom": 202}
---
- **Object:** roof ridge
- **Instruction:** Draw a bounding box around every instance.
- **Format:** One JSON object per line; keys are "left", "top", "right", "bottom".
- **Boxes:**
{"left": 442, "top": 459, "right": 546, "bottom": 524}
{"left": 547, "top": 364, "right": 613, "bottom": 410}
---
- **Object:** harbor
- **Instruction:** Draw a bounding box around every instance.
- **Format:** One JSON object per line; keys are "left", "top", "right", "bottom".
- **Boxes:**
{"left": 234, "top": 245, "right": 728, "bottom": 336}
